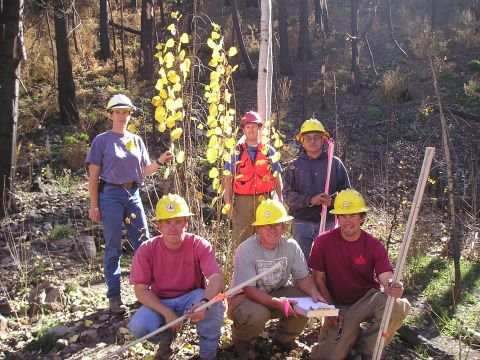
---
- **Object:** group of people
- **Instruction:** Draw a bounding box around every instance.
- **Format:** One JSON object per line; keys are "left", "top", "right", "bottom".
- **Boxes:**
{"left": 86, "top": 95, "right": 411, "bottom": 360}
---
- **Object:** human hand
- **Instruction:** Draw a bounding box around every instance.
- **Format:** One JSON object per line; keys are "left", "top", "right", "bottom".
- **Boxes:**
{"left": 89, "top": 207, "right": 101, "bottom": 222}
{"left": 310, "top": 288, "right": 327, "bottom": 304}
{"left": 274, "top": 297, "right": 298, "bottom": 317}
{"left": 310, "top": 193, "right": 332, "bottom": 207}
{"left": 164, "top": 308, "right": 181, "bottom": 332}
{"left": 187, "top": 302, "right": 206, "bottom": 323}
{"left": 387, "top": 280, "right": 404, "bottom": 298}
{"left": 158, "top": 151, "right": 175, "bottom": 164}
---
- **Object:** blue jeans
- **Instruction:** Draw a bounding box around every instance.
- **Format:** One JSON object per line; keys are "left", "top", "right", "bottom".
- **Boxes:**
{"left": 99, "top": 184, "right": 149, "bottom": 299}
{"left": 292, "top": 219, "right": 335, "bottom": 261}
{"left": 128, "top": 289, "right": 225, "bottom": 358}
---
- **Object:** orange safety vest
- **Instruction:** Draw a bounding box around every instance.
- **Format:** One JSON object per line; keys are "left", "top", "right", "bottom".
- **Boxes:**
{"left": 233, "top": 142, "right": 275, "bottom": 195}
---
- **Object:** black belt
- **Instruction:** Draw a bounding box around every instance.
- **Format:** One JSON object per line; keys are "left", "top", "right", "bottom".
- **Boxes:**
{"left": 99, "top": 179, "right": 136, "bottom": 191}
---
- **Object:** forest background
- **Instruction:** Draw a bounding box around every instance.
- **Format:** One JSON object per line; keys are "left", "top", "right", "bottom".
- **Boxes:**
{"left": 0, "top": 0, "right": 480, "bottom": 359}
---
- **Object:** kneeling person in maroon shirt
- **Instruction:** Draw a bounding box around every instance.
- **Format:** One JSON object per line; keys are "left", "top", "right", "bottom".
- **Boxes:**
{"left": 308, "top": 189, "right": 411, "bottom": 360}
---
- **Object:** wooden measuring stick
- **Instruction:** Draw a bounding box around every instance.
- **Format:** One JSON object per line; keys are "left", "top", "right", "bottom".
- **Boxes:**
{"left": 372, "top": 147, "right": 435, "bottom": 360}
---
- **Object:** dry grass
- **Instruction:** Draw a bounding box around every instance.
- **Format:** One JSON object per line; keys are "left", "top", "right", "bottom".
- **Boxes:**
{"left": 376, "top": 68, "right": 412, "bottom": 103}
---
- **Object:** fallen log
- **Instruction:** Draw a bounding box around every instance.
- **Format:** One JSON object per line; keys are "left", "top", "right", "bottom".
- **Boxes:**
{"left": 430, "top": 103, "right": 480, "bottom": 122}
{"left": 397, "top": 324, "right": 455, "bottom": 359}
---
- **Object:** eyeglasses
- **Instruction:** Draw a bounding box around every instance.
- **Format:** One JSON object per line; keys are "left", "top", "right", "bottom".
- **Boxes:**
{"left": 302, "top": 135, "right": 325, "bottom": 142}
{"left": 264, "top": 223, "right": 284, "bottom": 230}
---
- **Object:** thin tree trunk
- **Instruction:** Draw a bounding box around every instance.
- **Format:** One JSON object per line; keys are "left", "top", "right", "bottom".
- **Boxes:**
{"left": 430, "top": 57, "right": 461, "bottom": 305}
{"left": 231, "top": 0, "right": 256, "bottom": 79}
{"left": 0, "top": 0, "right": 24, "bottom": 217}
{"left": 351, "top": 0, "right": 360, "bottom": 95}
{"left": 314, "top": 0, "right": 329, "bottom": 33}
{"left": 54, "top": 0, "right": 79, "bottom": 125}
{"left": 45, "top": 8, "right": 57, "bottom": 87}
{"left": 140, "top": 0, "right": 154, "bottom": 80}
{"left": 158, "top": 0, "right": 166, "bottom": 27}
{"left": 108, "top": 0, "right": 118, "bottom": 72}
{"left": 120, "top": 0, "right": 128, "bottom": 88}
{"left": 297, "top": 0, "right": 313, "bottom": 60}
{"left": 278, "top": 0, "right": 292, "bottom": 75}
{"left": 258, "top": 0, "right": 273, "bottom": 129}
{"left": 387, "top": 0, "right": 408, "bottom": 58}
{"left": 99, "top": 0, "right": 111, "bottom": 59}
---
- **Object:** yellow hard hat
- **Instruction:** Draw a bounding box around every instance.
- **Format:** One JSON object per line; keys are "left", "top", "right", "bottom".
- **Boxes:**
{"left": 251, "top": 199, "right": 293, "bottom": 226}
{"left": 155, "top": 194, "right": 194, "bottom": 220}
{"left": 296, "top": 118, "right": 330, "bottom": 141}
{"left": 330, "top": 189, "right": 370, "bottom": 215}
{"left": 106, "top": 94, "right": 137, "bottom": 112}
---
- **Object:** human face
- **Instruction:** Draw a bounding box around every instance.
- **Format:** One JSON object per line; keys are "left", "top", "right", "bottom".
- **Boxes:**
{"left": 242, "top": 123, "right": 260, "bottom": 145}
{"left": 256, "top": 222, "right": 284, "bottom": 250}
{"left": 337, "top": 214, "right": 363, "bottom": 242}
{"left": 110, "top": 108, "right": 132, "bottom": 133}
{"left": 157, "top": 217, "right": 188, "bottom": 249}
{"left": 301, "top": 132, "right": 326, "bottom": 158}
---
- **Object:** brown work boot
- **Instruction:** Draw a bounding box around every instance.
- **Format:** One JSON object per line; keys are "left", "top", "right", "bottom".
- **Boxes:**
{"left": 234, "top": 340, "right": 256, "bottom": 359}
{"left": 155, "top": 340, "right": 173, "bottom": 360}
{"left": 109, "top": 298, "right": 127, "bottom": 314}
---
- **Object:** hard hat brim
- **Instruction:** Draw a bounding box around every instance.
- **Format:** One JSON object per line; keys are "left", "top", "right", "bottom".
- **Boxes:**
{"left": 107, "top": 105, "right": 137, "bottom": 112}
{"left": 329, "top": 206, "right": 370, "bottom": 215}
{"left": 296, "top": 130, "right": 330, "bottom": 141}
{"left": 155, "top": 211, "right": 194, "bottom": 220}
{"left": 251, "top": 214, "right": 293, "bottom": 226}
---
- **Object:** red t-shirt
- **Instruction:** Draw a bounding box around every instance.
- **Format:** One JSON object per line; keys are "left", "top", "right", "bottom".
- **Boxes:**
{"left": 308, "top": 228, "right": 392, "bottom": 305}
{"left": 130, "top": 233, "right": 221, "bottom": 299}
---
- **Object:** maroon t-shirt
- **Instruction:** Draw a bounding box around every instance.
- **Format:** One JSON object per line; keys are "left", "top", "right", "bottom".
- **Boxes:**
{"left": 308, "top": 228, "right": 392, "bottom": 305}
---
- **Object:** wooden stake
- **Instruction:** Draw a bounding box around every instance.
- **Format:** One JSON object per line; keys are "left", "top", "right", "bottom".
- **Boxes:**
{"left": 372, "top": 147, "right": 435, "bottom": 360}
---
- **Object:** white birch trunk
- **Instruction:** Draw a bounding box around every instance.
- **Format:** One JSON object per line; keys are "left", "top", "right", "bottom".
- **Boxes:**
{"left": 258, "top": 0, "right": 273, "bottom": 140}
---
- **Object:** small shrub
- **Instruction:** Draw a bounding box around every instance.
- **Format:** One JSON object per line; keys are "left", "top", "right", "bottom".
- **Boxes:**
{"left": 464, "top": 78, "right": 480, "bottom": 98}
{"left": 468, "top": 60, "right": 480, "bottom": 73}
{"left": 61, "top": 132, "right": 89, "bottom": 169}
{"left": 48, "top": 224, "right": 71, "bottom": 240}
{"left": 367, "top": 106, "right": 384, "bottom": 118}
{"left": 376, "top": 69, "right": 412, "bottom": 103}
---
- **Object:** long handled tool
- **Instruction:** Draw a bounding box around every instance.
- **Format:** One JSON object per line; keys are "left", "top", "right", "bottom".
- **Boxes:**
{"left": 98, "top": 262, "right": 282, "bottom": 360}
{"left": 319, "top": 138, "right": 335, "bottom": 234}
{"left": 372, "top": 147, "right": 435, "bottom": 360}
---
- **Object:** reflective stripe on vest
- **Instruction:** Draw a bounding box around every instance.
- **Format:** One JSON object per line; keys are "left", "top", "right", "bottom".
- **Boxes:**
{"left": 233, "top": 142, "right": 275, "bottom": 195}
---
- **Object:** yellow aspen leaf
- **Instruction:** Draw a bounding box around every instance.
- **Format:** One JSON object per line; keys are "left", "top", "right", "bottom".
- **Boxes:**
{"left": 84, "top": 320, "right": 93, "bottom": 327}
{"left": 173, "top": 111, "right": 183, "bottom": 120}
{"left": 163, "top": 167, "right": 170, "bottom": 179}
{"left": 209, "top": 167, "right": 219, "bottom": 178}
{"left": 207, "top": 116, "right": 217, "bottom": 128}
{"left": 209, "top": 103, "right": 218, "bottom": 117}
{"left": 180, "top": 33, "right": 189, "bottom": 43}
{"left": 176, "top": 150, "right": 185, "bottom": 163}
{"left": 214, "top": 127, "right": 223, "bottom": 135}
{"left": 170, "top": 127, "right": 183, "bottom": 141}
{"left": 125, "top": 140, "right": 135, "bottom": 152}
{"left": 158, "top": 122, "right": 167, "bottom": 132}
{"left": 155, "top": 106, "right": 166, "bottom": 122}
{"left": 154, "top": 52, "right": 162, "bottom": 59}
{"left": 206, "top": 148, "right": 218, "bottom": 163}
{"left": 167, "top": 70, "right": 180, "bottom": 84}
{"left": 173, "top": 98, "right": 183, "bottom": 110}
{"left": 196, "top": 193, "right": 204, "bottom": 200}
{"left": 218, "top": 104, "right": 225, "bottom": 112}
{"left": 225, "top": 138, "right": 236, "bottom": 149}
{"left": 160, "top": 88, "right": 168, "bottom": 100}
{"left": 167, "top": 23, "right": 177, "bottom": 35}
{"left": 172, "top": 83, "right": 182, "bottom": 92}
{"left": 165, "top": 98, "right": 175, "bottom": 111}
{"left": 165, "top": 38, "right": 175, "bottom": 48}
{"left": 180, "top": 59, "right": 191, "bottom": 78}
{"left": 229, "top": 109, "right": 236, "bottom": 115}
{"left": 155, "top": 43, "right": 163, "bottom": 50}
{"left": 179, "top": 49, "right": 186, "bottom": 61}
{"left": 271, "top": 152, "right": 281, "bottom": 163}
{"left": 258, "top": 195, "right": 267, "bottom": 202}
{"left": 207, "top": 38, "right": 217, "bottom": 49}
{"left": 152, "top": 96, "right": 163, "bottom": 107}
{"left": 211, "top": 31, "right": 221, "bottom": 40}
{"left": 232, "top": 64, "right": 239, "bottom": 72}
{"left": 221, "top": 203, "right": 231, "bottom": 215}
{"left": 225, "top": 90, "right": 232, "bottom": 103}
{"left": 171, "top": 11, "right": 179, "bottom": 19}
{"left": 145, "top": 355, "right": 155, "bottom": 360}
{"left": 166, "top": 116, "right": 176, "bottom": 128}
{"left": 217, "top": 65, "right": 225, "bottom": 74}
{"left": 127, "top": 124, "right": 137, "bottom": 134}
{"left": 223, "top": 170, "right": 232, "bottom": 177}
{"left": 274, "top": 138, "right": 284, "bottom": 148}
{"left": 210, "top": 71, "right": 220, "bottom": 82}
{"left": 155, "top": 80, "right": 164, "bottom": 91}
{"left": 212, "top": 22, "right": 220, "bottom": 31}
{"left": 164, "top": 52, "right": 174, "bottom": 68}
{"left": 212, "top": 178, "right": 219, "bottom": 189}
{"left": 208, "top": 59, "right": 218, "bottom": 67}
{"left": 228, "top": 47, "right": 238, "bottom": 57}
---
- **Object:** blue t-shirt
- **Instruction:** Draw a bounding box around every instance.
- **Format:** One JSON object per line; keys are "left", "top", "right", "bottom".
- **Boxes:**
{"left": 224, "top": 143, "right": 282, "bottom": 174}
{"left": 85, "top": 130, "right": 151, "bottom": 185}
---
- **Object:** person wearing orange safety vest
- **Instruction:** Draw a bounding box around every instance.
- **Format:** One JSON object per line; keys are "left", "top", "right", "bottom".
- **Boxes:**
{"left": 224, "top": 111, "right": 283, "bottom": 246}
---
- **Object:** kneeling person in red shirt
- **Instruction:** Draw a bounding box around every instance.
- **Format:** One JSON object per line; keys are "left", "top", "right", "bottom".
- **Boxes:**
{"left": 128, "top": 194, "right": 225, "bottom": 360}
{"left": 308, "top": 189, "right": 411, "bottom": 360}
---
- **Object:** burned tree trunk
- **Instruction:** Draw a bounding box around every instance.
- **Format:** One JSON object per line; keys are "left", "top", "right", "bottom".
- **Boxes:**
{"left": 231, "top": 0, "right": 256, "bottom": 79}
{"left": 99, "top": 0, "right": 111, "bottom": 60}
{"left": 0, "top": 0, "right": 25, "bottom": 217}
{"left": 278, "top": 0, "right": 292, "bottom": 75}
{"left": 297, "top": 0, "right": 313, "bottom": 60}
{"left": 140, "top": 0, "right": 154, "bottom": 80}
{"left": 314, "top": 0, "right": 329, "bottom": 34}
{"left": 54, "top": 0, "right": 79, "bottom": 125}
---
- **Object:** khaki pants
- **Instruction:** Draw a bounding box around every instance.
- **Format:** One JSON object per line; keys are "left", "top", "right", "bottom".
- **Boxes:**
{"left": 310, "top": 288, "right": 411, "bottom": 360}
{"left": 228, "top": 286, "right": 309, "bottom": 344}
{"left": 232, "top": 194, "right": 269, "bottom": 247}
